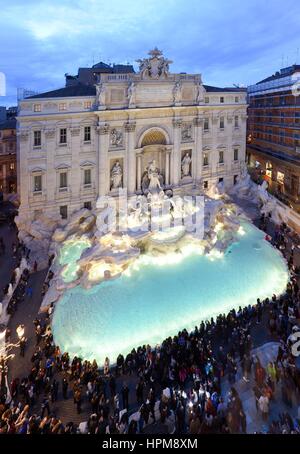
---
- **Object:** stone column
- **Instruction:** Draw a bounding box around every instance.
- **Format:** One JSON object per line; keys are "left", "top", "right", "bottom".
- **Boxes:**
{"left": 227, "top": 115, "right": 233, "bottom": 166}
{"left": 125, "top": 121, "right": 136, "bottom": 194}
{"left": 172, "top": 118, "right": 182, "bottom": 186}
{"left": 165, "top": 149, "right": 170, "bottom": 186}
{"left": 97, "top": 123, "right": 110, "bottom": 197}
{"left": 136, "top": 154, "right": 142, "bottom": 191}
{"left": 193, "top": 117, "right": 203, "bottom": 183}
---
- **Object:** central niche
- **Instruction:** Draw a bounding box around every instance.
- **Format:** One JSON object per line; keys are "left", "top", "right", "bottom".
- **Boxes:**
{"left": 141, "top": 146, "right": 166, "bottom": 193}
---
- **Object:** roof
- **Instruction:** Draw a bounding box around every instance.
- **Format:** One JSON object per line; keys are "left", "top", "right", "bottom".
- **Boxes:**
{"left": 203, "top": 85, "right": 247, "bottom": 93}
{"left": 256, "top": 64, "right": 300, "bottom": 85}
{"left": 0, "top": 118, "right": 17, "bottom": 130}
{"left": 27, "top": 84, "right": 96, "bottom": 99}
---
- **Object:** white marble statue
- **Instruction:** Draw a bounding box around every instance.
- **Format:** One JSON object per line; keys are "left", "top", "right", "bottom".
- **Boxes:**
{"left": 173, "top": 81, "right": 182, "bottom": 104}
{"left": 181, "top": 153, "right": 192, "bottom": 177}
{"left": 147, "top": 160, "right": 162, "bottom": 191}
{"left": 195, "top": 82, "right": 205, "bottom": 104}
{"left": 127, "top": 82, "right": 136, "bottom": 107}
{"left": 96, "top": 83, "right": 106, "bottom": 107}
{"left": 110, "top": 161, "right": 123, "bottom": 189}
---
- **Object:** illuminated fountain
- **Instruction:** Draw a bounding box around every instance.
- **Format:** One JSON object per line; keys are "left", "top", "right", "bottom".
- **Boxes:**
{"left": 41, "top": 189, "right": 289, "bottom": 365}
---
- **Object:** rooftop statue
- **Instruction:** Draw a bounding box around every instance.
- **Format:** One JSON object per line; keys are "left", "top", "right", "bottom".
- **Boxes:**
{"left": 136, "top": 48, "right": 173, "bottom": 80}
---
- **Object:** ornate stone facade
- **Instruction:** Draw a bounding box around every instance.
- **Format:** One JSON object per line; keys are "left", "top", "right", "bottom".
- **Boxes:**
{"left": 17, "top": 49, "right": 247, "bottom": 221}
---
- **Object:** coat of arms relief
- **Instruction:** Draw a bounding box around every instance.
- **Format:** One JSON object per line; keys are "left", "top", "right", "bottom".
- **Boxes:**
{"left": 136, "top": 48, "right": 173, "bottom": 80}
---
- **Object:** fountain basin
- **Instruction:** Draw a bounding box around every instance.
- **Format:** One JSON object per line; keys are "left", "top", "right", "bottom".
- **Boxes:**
{"left": 52, "top": 221, "right": 288, "bottom": 364}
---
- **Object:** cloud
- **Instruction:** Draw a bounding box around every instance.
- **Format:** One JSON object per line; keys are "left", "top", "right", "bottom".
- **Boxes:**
{"left": 0, "top": 0, "right": 300, "bottom": 106}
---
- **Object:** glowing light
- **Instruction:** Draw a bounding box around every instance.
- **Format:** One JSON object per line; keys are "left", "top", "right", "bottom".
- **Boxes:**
{"left": 16, "top": 325, "right": 25, "bottom": 339}
{"left": 238, "top": 226, "right": 246, "bottom": 236}
{"left": 214, "top": 222, "right": 224, "bottom": 233}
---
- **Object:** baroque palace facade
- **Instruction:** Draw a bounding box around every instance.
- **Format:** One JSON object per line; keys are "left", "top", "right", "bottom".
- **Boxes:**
{"left": 17, "top": 49, "right": 247, "bottom": 221}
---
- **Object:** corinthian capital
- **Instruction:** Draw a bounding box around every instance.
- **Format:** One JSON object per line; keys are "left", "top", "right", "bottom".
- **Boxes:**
{"left": 96, "top": 123, "right": 110, "bottom": 135}
{"left": 173, "top": 118, "right": 182, "bottom": 128}
{"left": 124, "top": 121, "right": 136, "bottom": 132}
{"left": 193, "top": 117, "right": 204, "bottom": 127}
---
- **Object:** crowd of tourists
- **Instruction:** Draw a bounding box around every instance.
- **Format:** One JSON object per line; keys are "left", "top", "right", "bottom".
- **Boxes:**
{"left": 0, "top": 219, "right": 300, "bottom": 434}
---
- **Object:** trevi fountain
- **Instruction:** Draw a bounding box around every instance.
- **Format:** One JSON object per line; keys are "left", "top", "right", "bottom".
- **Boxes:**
{"left": 16, "top": 165, "right": 289, "bottom": 365}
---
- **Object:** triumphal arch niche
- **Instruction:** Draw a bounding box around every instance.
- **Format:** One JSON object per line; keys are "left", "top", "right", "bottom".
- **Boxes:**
{"left": 137, "top": 127, "right": 172, "bottom": 195}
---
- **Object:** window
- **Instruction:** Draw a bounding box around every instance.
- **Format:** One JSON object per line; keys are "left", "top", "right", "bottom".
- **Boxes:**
{"left": 60, "top": 205, "right": 68, "bottom": 219}
{"left": 203, "top": 180, "right": 208, "bottom": 189}
{"left": 204, "top": 118, "right": 209, "bottom": 131}
{"left": 219, "top": 151, "right": 224, "bottom": 163}
{"left": 59, "top": 128, "right": 67, "bottom": 144}
{"left": 295, "top": 112, "right": 300, "bottom": 124}
{"left": 59, "top": 103, "right": 67, "bottom": 111}
{"left": 277, "top": 171, "right": 285, "bottom": 184}
{"left": 84, "top": 201, "right": 92, "bottom": 210}
{"left": 266, "top": 162, "right": 272, "bottom": 178}
{"left": 203, "top": 153, "right": 209, "bottom": 166}
{"left": 204, "top": 97, "right": 209, "bottom": 104}
{"left": 10, "top": 162, "right": 15, "bottom": 170}
{"left": 59, "top": 172, "right": 67, "bottom": 188}
{"left": 84, "top": 126, "right": 91, "bottom": 142}
{"left": 235, "top": 96, "right": 239, "bottom": 103}
{"left": 220, "top": 97, "right": 224, "bottom": 103}
{"left": 34, "top": 130, "right": 41, "bottom": 147}
{"left": 34, "top": 104, "right": 41, "bottom": 112}
{"left": 219, "top": 117, "right": 225, "bottom": 129}
{"left": 234, "top": 148, "right": 239, "bottom": 161}
{"left": 234, "top": 116, "right": 239, "bottom": 128}
{"left": 218, "top": 177, "right": 224, "bottom": 183}
{"left": 33, "top": 175, "right": 42, "bottom": 192}
{"left": 84, "top": 101, "right": 91, "bottom": 109}
{"left": 234, "top": 175, "right": 238, "bottom": 185}
{"left": 84, "top": 168, "right": 91, "bottom": 185}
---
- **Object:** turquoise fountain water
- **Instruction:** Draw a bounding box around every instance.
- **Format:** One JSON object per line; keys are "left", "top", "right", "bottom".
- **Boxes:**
{"left": 58, "top": 237, "right": 91, "bottom": 283}
{"left": 52, "top": 221, "right": 289, "bottom": 365}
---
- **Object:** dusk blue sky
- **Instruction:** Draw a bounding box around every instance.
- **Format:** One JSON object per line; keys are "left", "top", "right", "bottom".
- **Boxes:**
{"left": 1, "top": 0, "right": 300, "bottom": 107}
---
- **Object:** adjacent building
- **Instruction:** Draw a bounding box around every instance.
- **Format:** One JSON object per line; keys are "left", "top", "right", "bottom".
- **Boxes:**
{"left": 247, "top": 65, "right": 300, "bottom": 210}
{"left": 17, "top": 49, "right": 247, "bottom": 222}
{"left": 0, "top": 109, "right": 17, "bottom": 198}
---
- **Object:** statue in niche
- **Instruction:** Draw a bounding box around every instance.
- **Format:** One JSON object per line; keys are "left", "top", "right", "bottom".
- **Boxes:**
{"left": 181, "top": 124, "right": 192, "bottom": 141}
{"left": 110, "top": 160, "right": 123, "bottom": 189}
{"left": 181, "top": 152, "right": 192, "bottom": 177}
{"left": 96, "top": 83, "right": 106, "bottom": 107}
{"left": 127, "top": 82, "right": 136, "bottom": 107}
{"left": 141, "top": 159, "right": 164, "bottom": 193}
{"left": 110, "top": 129, "right": 123, "bottom": 147}
{"left": 148, "top": 160, "right": 162, "bottom": 190}
{"left": 173, "top": 81, "right": 182, "bottom": 104}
